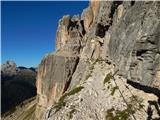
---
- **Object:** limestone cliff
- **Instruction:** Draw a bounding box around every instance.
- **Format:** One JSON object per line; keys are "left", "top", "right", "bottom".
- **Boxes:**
{"left": 35, "top": 1, "right": 160, "bottom": 119}
{"left": 3, "top": 1, "right": 160, "bottom": 120}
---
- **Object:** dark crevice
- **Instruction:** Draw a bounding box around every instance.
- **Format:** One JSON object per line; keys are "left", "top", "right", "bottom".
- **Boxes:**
{"left": 80, "top": 20, "right": 86, "bottom": 35}
{"left": 68, "top": 20, "right": 78, "bottom": 32}
{"left": 67, "top": 19, "right": 86, "bottom": 38}
{"left": 147, "top": 40, "right": 155, "bottom": 45}
{"left": 96, "top": 24, "right": 110, "bottom": 38}
{"left": 147, "top": 100, "right": 160, "bottom": 120}
{"left": 147, "top": 105, "right": 153, "bottom": 120}
{"left": 91, "top": 48, "right": 95, "bottom": 59}
{"left": 67, "top": 19, "right": 71, "bottom": 32}
{"left": 62, "top": 57, "right": 80, "bottom": 93}
{"left": 136, "top": 50, "right": 148, "bottom": 56}
{"left": 131, "top": 1, "right": 135, "bottom": 6}
{"left": 99, "top": 41, "right": 103, "bottom": 46}
{"left": 127, "top": 79, "right": 160, "bottom": 98}
{"left": 137, "top": 57, "right": 143, "bottom": 61}
{"left": 70, "top": 21, "right": 78, "bottom": 28}
{"left": 109, "top": 1, "right": 123, "bottom": 26}
{"left": 95, "top": 1, "right": 123, "bottom": 38}
{"left": 148, "top": 101, "right": 160, "bottom": 116}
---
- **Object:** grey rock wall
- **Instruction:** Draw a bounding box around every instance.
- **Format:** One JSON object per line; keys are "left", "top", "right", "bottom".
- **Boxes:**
{"left": 107, "top": 1, "right": 160, "bottom": 88}
{"left": 80, "top": 1, "right": 160, "bottom": 89}
{"left": 35, "top": 1, "right": 160, "bottom": 119}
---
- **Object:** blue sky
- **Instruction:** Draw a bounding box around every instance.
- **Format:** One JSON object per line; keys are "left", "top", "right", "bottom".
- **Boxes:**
{"left": 1, "top": 1, "right": 88, "bottom": 67}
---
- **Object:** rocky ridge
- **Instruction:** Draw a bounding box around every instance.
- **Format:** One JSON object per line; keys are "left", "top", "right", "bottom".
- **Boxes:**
{"left": 2, "top": 1, "right": 160, "bottom": 120}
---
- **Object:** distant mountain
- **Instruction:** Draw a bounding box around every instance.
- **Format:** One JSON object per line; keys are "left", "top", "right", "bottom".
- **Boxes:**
{"left": 1, "top": 60, "right": 37, "bottom": 114}
{"left": 1, "top": 61, "right": 19, "bottom": 80}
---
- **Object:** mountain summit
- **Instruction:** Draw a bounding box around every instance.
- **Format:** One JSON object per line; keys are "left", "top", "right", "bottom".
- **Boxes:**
{"left": 1, "top": 60, "right": 18, "bottom": 78}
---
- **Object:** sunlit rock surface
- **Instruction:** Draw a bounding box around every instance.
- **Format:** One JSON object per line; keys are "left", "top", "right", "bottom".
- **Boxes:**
{"left": 3, "top": 1, "right": 160, "bottom": 120}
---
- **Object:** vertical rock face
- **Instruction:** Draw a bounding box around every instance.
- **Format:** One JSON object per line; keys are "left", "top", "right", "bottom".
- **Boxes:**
{"left": 81, "top": 7, "right": 93, "bottom": 32}
{"left": 80, "top": 1, "right": 160, "bottom": 88}
{"left": 36, "top": 15, "right": 84, "bottom": 119}
{"left": 90, "top": 0, "right": 100, "bottom": 21}
{"left": 56, "top": 15, "right": 85, "bottom": 55}
{"left": 107, "top": 1, "right": 160, "bottom": 87}
{"left": 36, "top": 54, "right": 79, "bottom": 119}
{"left": 35, "top": 1, "right": 160, "bottom": 120}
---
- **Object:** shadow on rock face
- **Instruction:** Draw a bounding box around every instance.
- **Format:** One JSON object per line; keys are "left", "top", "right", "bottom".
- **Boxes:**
{"left": 127, "top": 79, "right": 160, "bottom": 98}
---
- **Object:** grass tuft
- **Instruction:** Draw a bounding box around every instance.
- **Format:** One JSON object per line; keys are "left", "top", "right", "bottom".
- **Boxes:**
{"left": 54, "top": 100, "right": 66, "bottom": 113}
{"left": 54, "top": 86, "right": 84, "bottom": 112}
{"left": 105, "top": 105, "right": 135, "bottom": 120}
{"left": 110, "top": 86, "right": 119, "bottom": 96}
{"left": 63, "top": 86, "right": 84, "bottom": 97}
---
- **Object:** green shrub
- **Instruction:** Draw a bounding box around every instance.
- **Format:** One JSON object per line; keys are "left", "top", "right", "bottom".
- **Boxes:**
{"left": 61, "top": 86, "right": 84, "bottom": 99}
{"left": 104, "top": 73, "right": 112, "bottom": 84}
{"left": 129, "top": 96, "right": 145, "bottom": 110}
{"left": 105, "top": 105, "right": 135, "bottom": 120}
{"left": 113, "top": 105, "right": 135, "bottom": 120}
{"left": 110, "top": 86, "right": 119, "bottom": 96}
{"left": 105, "top": 108, "right": 115, "bottom": 120}
{"left": 54, "top": 86, "right": 84, "bottom": 112}
{"left": 54, "top": 100, "right": 66, "bottom": 113}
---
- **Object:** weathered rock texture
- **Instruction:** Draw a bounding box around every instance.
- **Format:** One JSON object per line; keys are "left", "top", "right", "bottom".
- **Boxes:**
{"left": 36, "top": 53, "right": 79, "bottom": 119}
{"left": 35, "top": 1, "right": 160, "bottom": 120}
{"left": 45, "top": 61, "right": 159, "bottom": 120}
{"left": 80, "top": 1, "right": 160, "bottom": 89}
{"left": 108, "top": 1, "right": 160, "bottom": 88}
{"left": 56, "top": 15, "right": 85, "bottom": 54}
{"left": 3, "top": 1, "right": 160, "bottom": 120}
{"left": 35, "top": 13, "right": 87, "bottom": 119}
